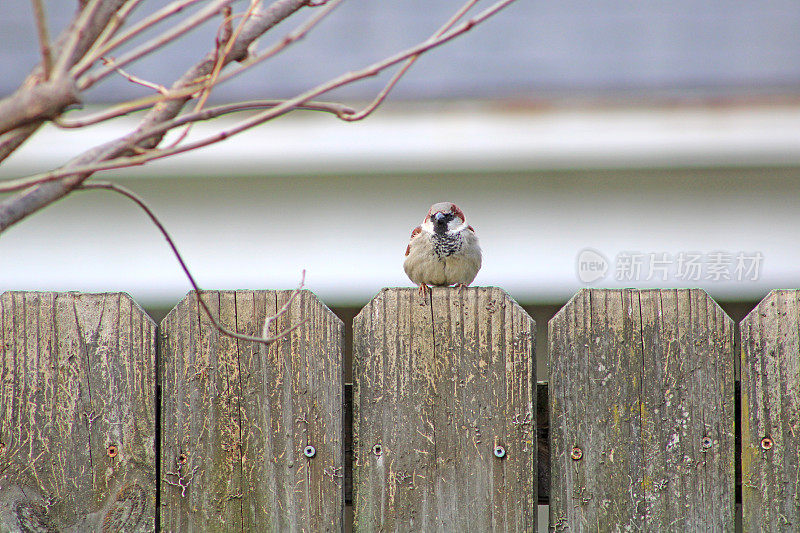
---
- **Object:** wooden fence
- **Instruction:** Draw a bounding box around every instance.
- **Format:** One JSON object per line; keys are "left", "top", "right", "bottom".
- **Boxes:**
{"left": 0, "top": 288, "right": 797, "bottom": 531}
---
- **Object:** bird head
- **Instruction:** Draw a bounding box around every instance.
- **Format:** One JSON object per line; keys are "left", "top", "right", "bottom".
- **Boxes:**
{"left": 423, "top": 202, "right": 467, "bottom": 235}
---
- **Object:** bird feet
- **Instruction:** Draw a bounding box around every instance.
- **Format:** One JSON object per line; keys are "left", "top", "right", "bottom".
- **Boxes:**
{"left": 417, "top": 284, "right": 431, "bottom": 297}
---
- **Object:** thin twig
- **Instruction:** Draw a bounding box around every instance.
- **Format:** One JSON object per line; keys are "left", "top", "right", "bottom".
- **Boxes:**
{"left": 262, "top": 285, "right": 303, "bottom": 338}
{"left": 6, "top": 0, "right": 515, "bottom": 190}
{"left": 101, "top": 56, "right": 170, "bottom": 94}
{"left": 165, "top": 1, "right": 261, "bottom": 150}
{"left": 78, "top": 181, "right": 309, "bottom": 345}
{"left": 52, "top": 89, "right": 200, "bottom": 129}
{"left": 343, "top": 0, "right": 480, "bottom": 121}
{"left": 202, "top": 1, "right": 261, "bottom": 106}
{"left": 54, "top": 98, "right": 354, "bottom": 129}
{"left": 71, "top": 0, "right": 200, "bottom": 78}
{"left": 52, "top": 0, "right": 103, "bottom": 78}
{"left": 71, "top": 0, "right": 146, "bottom": 77}
{"left": 30, "top": 0, "right": 53, "bottom": 79}
{"left": 215, "top": 0, "right": 343, "bottom": 88}
{"left": 77, "top": 0, "right": 237, "bottom": 91}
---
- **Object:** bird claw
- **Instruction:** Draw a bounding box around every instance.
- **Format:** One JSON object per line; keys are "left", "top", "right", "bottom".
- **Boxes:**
{"left": 417, "top": 284, "right": 431, "bottom": 297}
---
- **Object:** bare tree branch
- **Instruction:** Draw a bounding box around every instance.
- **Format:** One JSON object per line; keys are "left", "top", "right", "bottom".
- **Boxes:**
{"left": 0, "top": 78, "right": 80, "bottom": 134}
{"left": 0, "top": 0, "right": 313, "bottom": 230}
{"left": 0, "top": 124, "right": 40, "bottom": 164}
{"left": 56, "top": 0, "right": 340, "bottom": 130}
{"left": 79, "top": 180, "right": 309, "bottom": 345}
{"left": 0, "top": 0, "right": 519, "bottom": 233}
{"left": 77, "top": 0, "right": 237, "bottom": 90}
{"left": 0, "top": 0, "right": 130, "bottom": 158}
{"left": 52, "top": 0, "right": 105, "bottom": 78}
{"left": 1, "top": 98, "right": 353, "bottom": 192}
{"left": 0, "top": 0, "right": 516, "bottom": 194}
{"left": 212, "top": 0, "right": 342, "bottom": 89}
{"left": 55, "top": 97, "right": 353, "bottom": 130}
{"left": 30, "top": 0, "right": 53, "bottom": 79}
{"left": 343, "top": 0, "right": 480, "bottom": 122}
{"left": 71, "top": 0, "right": 201, "bottom": 78}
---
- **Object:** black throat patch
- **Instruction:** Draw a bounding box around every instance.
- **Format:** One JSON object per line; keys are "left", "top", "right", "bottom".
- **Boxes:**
{"left": 432, "top": 232, "right": 461, "bottom": 257}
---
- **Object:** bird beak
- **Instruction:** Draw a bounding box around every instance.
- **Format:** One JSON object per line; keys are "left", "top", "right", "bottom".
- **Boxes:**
{"left": 434, "top": 212, "right": 446, "bottom": 223}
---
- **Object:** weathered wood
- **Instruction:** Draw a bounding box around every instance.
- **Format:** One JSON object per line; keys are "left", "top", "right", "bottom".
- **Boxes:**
{"left": 159, "top": 290, "right": 343, "bottom": 532}
{"left": 549, "top": 288, "right": 735, "bottom": 532}
{"left": 740, "top": 290, "right": 800, "bottom": 530}
{"left": 353, "top": 287, "right": 536, "bottom": 531}
{"left": 0, "top": 292, "right": 156, "bottom": 532}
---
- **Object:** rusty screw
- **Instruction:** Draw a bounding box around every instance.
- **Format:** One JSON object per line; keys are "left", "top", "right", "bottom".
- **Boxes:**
{"left": 178, "top": 452, "right": 188, "bottom": 465}
{"left": 372, "top": 444, "right": 382, "bottom": 457}
{"left": 571, "top": 447, "right": 583, "bottom": 461}
{"left": 701, "top": 436, "right": 713, "bottom": 449}
{"left": 761, "top": 437, "right": 774, "bottom": 450}
{"left": 107, "top": 444, "right": 118, "bottom": 458}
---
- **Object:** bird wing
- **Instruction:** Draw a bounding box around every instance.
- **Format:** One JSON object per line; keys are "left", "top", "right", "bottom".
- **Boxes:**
{"left": 405, "top": 226, "right": 422, "bottom": 257}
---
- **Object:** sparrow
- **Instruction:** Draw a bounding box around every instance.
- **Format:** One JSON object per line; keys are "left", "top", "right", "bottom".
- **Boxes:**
{"left": 403, "top": 202, "right": 482, "bottom": 294}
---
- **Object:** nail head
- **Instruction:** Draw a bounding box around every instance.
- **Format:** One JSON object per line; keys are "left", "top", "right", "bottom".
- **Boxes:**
{"left": 571, "top": 447, "right": 583, "bottom": 461}
{"left": 493, "top": 445, "right": 506, "bottom": 458}
{"left": 303, "top": 445, "right": 316, "bottom": 458}
{"left": 761, "top": 437, "right": 774, "bottom": 450}
{"left": 372, "top": 444, "right": 382, "bottom": 457}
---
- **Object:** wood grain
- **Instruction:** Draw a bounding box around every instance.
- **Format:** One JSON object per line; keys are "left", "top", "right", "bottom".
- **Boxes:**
{"left": 549, "top": 288, "right": 734, "bottom": 532}
{"left": 0, "top": 292, "right": 156, "bottom": 532}
{"left": 740, "top": 290, "right": 800, "bottom": 531}
{"left": 159, "top": 290, "right": 343, "bottom": 532}
{"left": 353, "top": 287, "right": 536, "bottom": 531}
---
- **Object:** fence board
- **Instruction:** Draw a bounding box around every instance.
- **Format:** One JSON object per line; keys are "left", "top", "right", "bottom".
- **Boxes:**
{"left": 740, "top": 290, "right": 800, "bottom": 530}
{"left": 353, "top": 287, "right": 536, "bottom": 531}
{"left": 0, "top": 292, "right": 156, "bottom": 532}
{"left": 159, "top": 290, "right": 343, "bottom": 532}
{"left": 549, "top": 288, "right": 735, "bottom": 532}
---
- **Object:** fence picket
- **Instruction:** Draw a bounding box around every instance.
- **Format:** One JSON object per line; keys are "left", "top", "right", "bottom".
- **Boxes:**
{"left": 740, "top": 289, "right": 800, "bottom": 530}
{"left": 353, "top": 287, "right": 536, "bottom": 531}
{"left": 0, "top": 292, "right": 156, "bottom": 531}
{"left": 548, "top": 288, "right": 735, "bottom": 531}
{"left": 159, "top": 290, "right": 343, "bottom": 532}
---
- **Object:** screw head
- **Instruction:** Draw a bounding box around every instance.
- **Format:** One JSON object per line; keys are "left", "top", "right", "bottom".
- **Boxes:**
{"left": 303, "top": 445, "right": 316, "bottom": 458}
{"left": 701, "top": 436, "right": 712, "bottom": 449}
{"left": 107, "top": 444, "right": 118, "bottom": 458}
{"left": 493, "top": 445, "right": 506, "bottom": 458}
{"left": 372, "top": 444, "right": 382, "bottom": 457}
{"left": 571, "top": 447, "right": 583, "bottom": 461}
{"left": 178, "top": 453, "right": 188, "bottom": 465}
{"left": 761, "top": 437, "right": 774, "bottom": 450}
